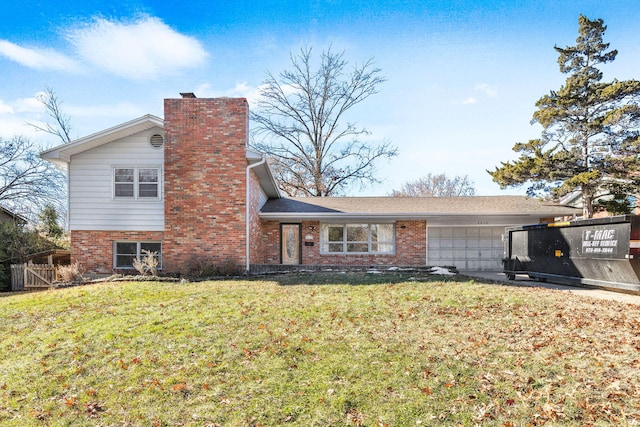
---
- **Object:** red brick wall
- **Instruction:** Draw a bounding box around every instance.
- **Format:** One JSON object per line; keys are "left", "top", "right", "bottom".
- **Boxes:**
{"left": 257, "top": 220, "right": 427, "bottom": 266}
{"left": 163, "top": 97, "right": 249, "bottom": 273}
{"left": 259, "top": 220, "right": 281, "bottom": 264}
{"left": 71, "top": 230, "right": 164, "bottom": 275}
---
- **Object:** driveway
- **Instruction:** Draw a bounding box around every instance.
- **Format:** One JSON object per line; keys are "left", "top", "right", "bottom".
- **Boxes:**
{"left": 462, "top": 271, "right": 640, "bottom": 305}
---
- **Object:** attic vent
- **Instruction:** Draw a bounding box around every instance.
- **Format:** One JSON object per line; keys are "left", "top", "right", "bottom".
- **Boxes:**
{"left": 149, "top": 134, "right": 164, "bottom": 149}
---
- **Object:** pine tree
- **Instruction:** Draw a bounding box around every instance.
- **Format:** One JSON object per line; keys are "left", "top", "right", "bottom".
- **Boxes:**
{"left": 38, "top": 204, "right": 65, "bottom": 240}
{"left": 489, "top": 15, "right": 640, "bottom": 218}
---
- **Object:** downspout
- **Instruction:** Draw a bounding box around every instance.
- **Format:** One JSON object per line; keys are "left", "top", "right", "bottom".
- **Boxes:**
{"left": 246, "top": 158, "right": 267, "bottom": 273}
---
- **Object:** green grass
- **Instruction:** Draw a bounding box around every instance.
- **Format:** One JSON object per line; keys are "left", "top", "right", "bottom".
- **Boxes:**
{"left": 1, "top": 273, "right": 640, "bottom": 426}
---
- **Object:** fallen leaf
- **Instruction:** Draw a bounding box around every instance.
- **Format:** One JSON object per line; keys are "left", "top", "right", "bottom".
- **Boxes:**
{"left": 172, "top": 383, "right": 187, "bottom": 392}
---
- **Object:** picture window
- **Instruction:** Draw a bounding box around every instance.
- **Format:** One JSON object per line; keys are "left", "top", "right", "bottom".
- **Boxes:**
{"left": 320, "top": 223, "right": 395, "bottom": 254}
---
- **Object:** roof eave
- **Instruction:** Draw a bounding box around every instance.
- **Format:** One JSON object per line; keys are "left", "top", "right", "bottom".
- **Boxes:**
{"left": 259, "top": 211, "right": 578, "bottom": 221}
{"left": 246, "top": 152, "right": 281, "bottom": 199}
{"left": 40, "top": 114, "right": 164, "bottom": 162}
{"left": 259, "top": 212, "right": 426, "bottom": 221}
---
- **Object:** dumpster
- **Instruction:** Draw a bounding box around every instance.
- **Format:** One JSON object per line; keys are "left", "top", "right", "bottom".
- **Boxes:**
{"left": 503, "top": 215, "right": 640, "bottom": 293}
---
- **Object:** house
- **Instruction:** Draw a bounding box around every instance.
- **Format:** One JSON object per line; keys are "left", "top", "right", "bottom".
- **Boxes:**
{"left": 0, "top": 206, "right": 27, "bottom": 225}
{"left": 560, "top": 189, "right": 638, "bottom": 218}
{"left": 40, "top": 94, "right": 579, "bottom": 276}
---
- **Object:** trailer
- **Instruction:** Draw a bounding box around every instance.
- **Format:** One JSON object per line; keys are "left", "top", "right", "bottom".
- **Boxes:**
{"left": 503, "top": 215, "right": 640, "bottom": 293}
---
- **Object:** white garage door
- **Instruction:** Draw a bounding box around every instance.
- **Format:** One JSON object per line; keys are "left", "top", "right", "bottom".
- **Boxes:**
{"left": 427, "top": 227, "right": 504, "bottom": 271}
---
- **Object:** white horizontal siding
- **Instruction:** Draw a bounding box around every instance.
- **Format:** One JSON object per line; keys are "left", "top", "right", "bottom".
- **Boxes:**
{"left": 258, "top": 187, "right": 268, "bottom": 209}
{"left": 69, "top": 128, "right": 164, "bottom": 231}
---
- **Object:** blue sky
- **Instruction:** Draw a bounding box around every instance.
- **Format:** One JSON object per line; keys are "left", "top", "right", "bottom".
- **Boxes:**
{"left": 1, "top": 0, "right": 639, "bottom": 196}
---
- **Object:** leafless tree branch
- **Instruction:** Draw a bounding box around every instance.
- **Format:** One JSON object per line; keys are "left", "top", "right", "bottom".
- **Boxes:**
{"left": 250, "top": 46, "right": 397, "bottom": 196}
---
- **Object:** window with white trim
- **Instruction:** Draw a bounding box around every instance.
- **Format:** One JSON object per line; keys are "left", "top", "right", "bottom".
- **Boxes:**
{"left": 114, "top": 167, "right": 160, "bottom": 199}
{"left": 114, "top": 242, "right": 162, "bottom": 269}
{"left": 320, "top": 223, "right": 395, "bottom": 254}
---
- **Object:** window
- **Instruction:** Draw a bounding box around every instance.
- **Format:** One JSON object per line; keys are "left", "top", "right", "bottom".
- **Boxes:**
{"left": 320, "top": 223, "right": 395, "bottom": 254}
{"left": 114, "top": 242, "right": 162, "bottom": 269}
{"left": 114, "top": 167, "right": 160, "bottom": 199}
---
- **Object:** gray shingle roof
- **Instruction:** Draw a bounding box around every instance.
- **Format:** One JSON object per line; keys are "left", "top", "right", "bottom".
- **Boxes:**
{"left": 261, "top": 196, "right": 579, "bottom": 218}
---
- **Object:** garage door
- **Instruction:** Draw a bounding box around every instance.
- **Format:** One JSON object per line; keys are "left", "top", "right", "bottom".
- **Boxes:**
{"left": 427, "top": 227, "right": 504, "bottom": 271}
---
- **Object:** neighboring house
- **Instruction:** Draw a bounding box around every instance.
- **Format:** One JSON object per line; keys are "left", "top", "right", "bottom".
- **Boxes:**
{"left": 0, "top": 206, "right": 27, "bottom": 225}
{"left": 41, "top": 94, "right": 579, "bottom": 276}
{"left": 560, "top": 190, "right": 638, "bottom": 218}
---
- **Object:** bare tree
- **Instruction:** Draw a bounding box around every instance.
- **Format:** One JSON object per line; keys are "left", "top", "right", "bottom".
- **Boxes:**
{"left": 0, "top": 135, "right": 65, "bottom": 218}
{"left": 390, "top": 173, "right": 476, "bottom": 197}
{"left": 26, "top": 87, "right": 73, "bottom": 144}
{"left": 17, "top": 87, "right": 72, "bottom": 224}
{"left": 251, "top": 46, "right": 398, "bottom": 196}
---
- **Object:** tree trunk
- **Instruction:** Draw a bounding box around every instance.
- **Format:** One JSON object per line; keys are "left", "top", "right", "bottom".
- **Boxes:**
{"left": 583, "top": 192, "right": 594, "bottom": 218}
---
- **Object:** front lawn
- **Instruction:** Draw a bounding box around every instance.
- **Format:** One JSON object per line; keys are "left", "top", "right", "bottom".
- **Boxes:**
{"left": 1, "top": 273, "right": 639, "bottom": 426}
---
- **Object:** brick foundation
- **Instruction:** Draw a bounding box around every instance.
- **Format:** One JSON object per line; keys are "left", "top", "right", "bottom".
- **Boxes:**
{"left": 71, "top": 230, "right": 164, "bottom": 276}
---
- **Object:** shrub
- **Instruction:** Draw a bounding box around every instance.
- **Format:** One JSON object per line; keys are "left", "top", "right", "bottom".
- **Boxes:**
{"left": 132, "top": 250, "right": 159, "bottom": 276}
{"left": 56, "top": 261, "right": 84, "bottom": 283}
{"left": 179, "top": 256, "right": 241, "bottom": 279}
{"left": 217, "top": 259, "right": 242, "bottom": 276}
{"left": 180, "top": 256, "right": 217, "bottom": 279}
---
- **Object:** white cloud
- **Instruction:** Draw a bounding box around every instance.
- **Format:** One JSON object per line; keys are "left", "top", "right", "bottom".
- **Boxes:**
{"left": 0, "top": 95, "right": 49, "bottom": 140}
{"left": 0, "top": 120, "right": 23, "bottom": 139}
{"left": 0, "top": 100, "right": 14, "bottom": 114}
{"left": 0, "top": 40, "right": 80, "bottom": 72}
{"left": 14, "top": 94, "right": 46, "bottom": 113}
{"left": 194, "top": 82, "right": 263, "bottom": 105}
{"left": 225, "top": 82, "right": 264, "bottom": 105}
{"left": 475, "top": 83, "right": 498, "bottom": 97}
{"left": 454, "top": 83, "right": 497, "bottom": 105}
{"left": 0, "top": 117, "right": 43, "bottom": 140}
{"left": 66, "top": 15, "right": 208, "bottom": 80}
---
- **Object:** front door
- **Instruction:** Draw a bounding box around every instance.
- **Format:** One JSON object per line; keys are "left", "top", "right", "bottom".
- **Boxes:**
{"left": 281, "top": 224, "right": 301, "bottom": 265}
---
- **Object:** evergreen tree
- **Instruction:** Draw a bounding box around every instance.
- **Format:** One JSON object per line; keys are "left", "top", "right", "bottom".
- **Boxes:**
{"left": 0, "top": 221, "right": 59, "bottom": 291}
{"left": 489, "top": 15, "right": 640, "bottom": 218}
{"left": 38, "top": 204, "right": 65, "bottom": 241}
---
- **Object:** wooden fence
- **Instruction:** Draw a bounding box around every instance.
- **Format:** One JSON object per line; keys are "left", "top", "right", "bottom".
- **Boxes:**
{"left": 10, "top": 264, "right": 56, "bottom": 291}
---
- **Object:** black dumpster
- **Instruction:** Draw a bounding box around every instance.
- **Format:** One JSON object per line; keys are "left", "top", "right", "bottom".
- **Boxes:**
{"left": 503, "top": 215, "right": 640, "bottom": 293}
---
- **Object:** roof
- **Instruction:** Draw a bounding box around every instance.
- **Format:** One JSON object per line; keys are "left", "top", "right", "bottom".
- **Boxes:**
{"left": 40, "top": 114, "right": 164, "bottom": 167}
{"left": 0, "top": 205, "right": 28, "bottom": 224}
{"left": 26, "top": 249, "right": 71, "bottom": 264}
{"left": 260, "top": 196, "right": 580, "bottom": 220}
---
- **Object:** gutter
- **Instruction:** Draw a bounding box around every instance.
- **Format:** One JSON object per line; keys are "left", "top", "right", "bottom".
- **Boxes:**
{"left": 258, "top": 212, "right": 577, "bottom": 220}
{"left": 246, "top": 157, "right": 267, "bottom": 273}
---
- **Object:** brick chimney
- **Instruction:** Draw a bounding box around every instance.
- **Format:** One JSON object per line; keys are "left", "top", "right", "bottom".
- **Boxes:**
{"left": 163, "top": 96, "right": 249, "bottom": 273}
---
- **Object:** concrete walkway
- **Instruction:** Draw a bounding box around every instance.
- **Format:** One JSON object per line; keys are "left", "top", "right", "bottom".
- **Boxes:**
{"left": 461, "top": 271, "right": 640, "bottom": 305}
